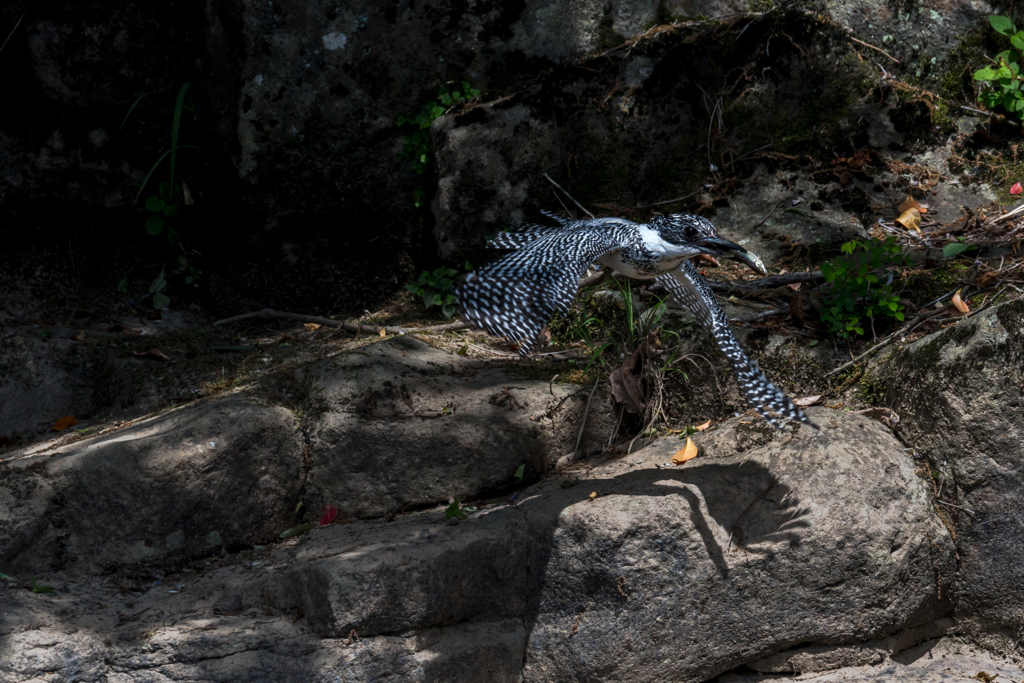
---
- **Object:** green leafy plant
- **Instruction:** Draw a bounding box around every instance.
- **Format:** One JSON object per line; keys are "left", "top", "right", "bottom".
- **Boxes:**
{"left": 973, "top": 15, "right": 1024, "bottom": 119}
{"left": 406, "top": 261, "right": 473, "bottom": 318}
{"left": 122, "top": 82, "right": 202, "bottom": 307}
{"left": 445, "top": 498, "right": 476, "bottom": 520}
{"left": 820, "top": 238, "right": 911, "bottom": 339}
{"left": 397, "top": 82, "right": 480, "bottom": 206}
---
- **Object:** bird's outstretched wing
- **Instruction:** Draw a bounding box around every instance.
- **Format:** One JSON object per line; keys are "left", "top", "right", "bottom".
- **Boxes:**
{"left": 487, "top": 211, "right": 572, "bottom": 249}
{"left": 488, "top": 225, "right": 562, "bottom": 249}
{"left": 658, "top": 262, "right": 818, "bottom": 430}
{"left": 460, "top": 219, "right": 634, "bottom": 355}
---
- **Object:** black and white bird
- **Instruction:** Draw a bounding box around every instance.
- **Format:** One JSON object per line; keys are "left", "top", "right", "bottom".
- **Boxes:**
{"left": 457, "top": 212, "right": 817, "bottom": 430}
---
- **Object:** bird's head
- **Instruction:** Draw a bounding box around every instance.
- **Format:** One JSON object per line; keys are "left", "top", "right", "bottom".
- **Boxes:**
{"left": 653, "top": 214, "right": 767, "bottom": 276}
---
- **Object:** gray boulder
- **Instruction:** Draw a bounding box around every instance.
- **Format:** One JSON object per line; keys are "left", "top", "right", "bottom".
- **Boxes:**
{"left": 871, "top": 300, "right": 1024, "bottom": 628}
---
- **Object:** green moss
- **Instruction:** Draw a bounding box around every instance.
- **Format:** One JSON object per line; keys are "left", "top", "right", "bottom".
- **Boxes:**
{"left": 596, "top": 4, "right": 626, "bottom": 51}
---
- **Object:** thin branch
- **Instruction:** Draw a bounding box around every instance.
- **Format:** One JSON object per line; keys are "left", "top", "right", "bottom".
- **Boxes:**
{"left": 212, "top": 308, "right": 471, "bottom": 335}
{"left": 751, "top": 201, "right": 783, "bottom": 231}
{"left": 637, "top": 189, "right": 702, "bottom": 209}
{"left": 848, "top": 35, "right": 900, "bottom": 64}
{"left": 0, "top": 12, "right": 24, "bottom": 56}
{"left": 730, "top": 308, "right": 787, "bottom": 323}
{"left": 544, "top": 173, "right": 595, "bottom": 219}
{"left": 705, "top": 270, "right": 824, "bottom": 294}
{"left": 574, "top": 379, "right": 601, "bottom": 458}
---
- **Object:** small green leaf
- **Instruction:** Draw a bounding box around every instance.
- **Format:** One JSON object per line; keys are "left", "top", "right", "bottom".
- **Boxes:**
{"left": 943, "top": 242, "right": 975, "bottom": 258}
{"left": 162, "top": 202, "right": 179, "bottom": 216}
{"left": 974, "top": 67, "right": 1000, "bottom": 81}
{"left": 145, "top": 196, "right": 165, "bottom": 212}
{"left": 445, "top": 499, "right": 468, "bottom": 520}
{"left": 464, "top": 260, "right": 473, "bottom": 271}
{"left": 279, "top": 522, "right": 317, "bottom": 539}
{"left": 145, "top": 215, "right": 165, "bottom": 236}
{"left": 514, "top": 464, "right": 526, "bottom": 480}
{"left": 117, "top": 278, "right": 128, "bottom": 293}
{"left": 153, "top": 292, "right": 171, "bottom": 309}
{"left": 991, "top": 15, "right": 1015, "bottom": 35}
{"left": 31, "top": 580, "right": 56, "bottom": 594}
{"left": 895, "top": 312, "right": 905, "bottom": 321}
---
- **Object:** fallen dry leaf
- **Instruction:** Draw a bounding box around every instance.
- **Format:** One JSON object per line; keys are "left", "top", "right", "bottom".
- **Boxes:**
{"left": 897, "top": 195, "right": 929, "bottom": 214}
{"left": 787, "top": 283, "right": 802, "bottom": 291}
{"left": 975, "top": 271, "right": 999, "bottom": 287}
{"left": 952, "top": 288, "right": 970, "bottom": 315}
{"left": 672, "top": 437, "right": 698, "bottom": 464}
{"left": 304, "top": 323, "right": 321, "bottom": 331}
{"left": 71, "top": 330, "right": 86, "bottom": 341}
{"left": 1011, "top": 182, "right": 1023, "bottom": 196}
{"left": 793, "top": 395, "right": 822, "bottom": 406}
{"left": 52, "top": 416, "right": 78, "bottom": 432}
{"left": 789, "top": 293, "right": 806, "bottom": 327}
{"left": 695, "top": 420, "right": 711, "bottom": 431}
{"left": 378, "top": 327, "right": 387, "bottom": 338}
{"left": 588, "top": 492, "right": 598, "bottom": 501}
{"left": 133, "top": 348, "right": 171, "bottom": 361}
{"left": 895, "top": 208, "right": 922, "bottom": 234}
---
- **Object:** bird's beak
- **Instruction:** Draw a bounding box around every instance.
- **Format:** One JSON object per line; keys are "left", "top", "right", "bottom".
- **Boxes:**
{"left": 696, "top": 236, "right": 767, "bottom": 276}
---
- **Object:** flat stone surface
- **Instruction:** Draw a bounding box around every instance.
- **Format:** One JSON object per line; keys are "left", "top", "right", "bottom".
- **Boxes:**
{"left": 301, "top": 335, "right": 613, "bottom": 519}
{"left": 0, "top": 397, "right": 305, "bottom": 575}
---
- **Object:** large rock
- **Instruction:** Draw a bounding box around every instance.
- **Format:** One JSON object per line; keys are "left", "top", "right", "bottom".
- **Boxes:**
{"left": 0, "top": 406, "right": 970, "bottom": 681}
{"left": 519, "top": 410, "right": 953, "bottom": 681}
{"left": 0, "top": 397, "right": 305, "bottom": 575}
{"left": 301, "top": 335, "right": 614, "bottom": 519}
{"left": 871, "top": 300, "right": 1024, "bottom": 628}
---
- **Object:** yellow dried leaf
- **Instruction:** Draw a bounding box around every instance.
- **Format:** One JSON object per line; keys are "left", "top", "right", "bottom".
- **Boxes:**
{"left": 304, "top": 323, "right": 321, "bottom": 331}
{"left": 52, "top": 416, "right": 78, "bottom": 432}
{"left": 897, "top": 195, "right": 928, "bottom": 214}
{"left": 379, "top": 327, "right": 387, "bottom": 338}
{"left": 695, "top": 420, "right": 711, "bottom": 431}
{"left": 672, "top": 437, "right": 698, "bottom": 464}
{"left": 588, "top": 492, "right": 598, "bottom": 500}
{"left": 895, "top": 208, "right": 922, "bottom": 234}
{"left": 952, "top": 288, "right": 970, "bottom": 315}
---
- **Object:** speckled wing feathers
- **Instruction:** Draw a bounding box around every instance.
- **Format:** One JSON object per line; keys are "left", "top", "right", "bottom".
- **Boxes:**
{"left": 657, "top": 263, "right": 817, "bottom": 429}
{"left": 460, "top": 220, "right": 634, "bottom": 355}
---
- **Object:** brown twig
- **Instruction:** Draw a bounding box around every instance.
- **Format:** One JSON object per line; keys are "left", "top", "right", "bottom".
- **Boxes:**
{"left": 848, "top": 36, "right": 900, "bottom": 64}
{"left": 705, "top": 271, "right": 824, "bottom": 294}
{"left": 212, "top": 308, "right": 471, "bottom": 335}
{"left": 637, "top": 189, "right": 702, "bottom": 208}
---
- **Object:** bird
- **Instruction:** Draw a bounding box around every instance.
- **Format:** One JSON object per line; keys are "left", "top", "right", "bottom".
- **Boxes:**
{"left": 457, "top": 211, "right": 817, "bottom": 430}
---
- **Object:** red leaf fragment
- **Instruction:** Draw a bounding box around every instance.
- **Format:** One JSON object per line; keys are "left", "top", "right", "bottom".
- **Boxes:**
{"left": 319, "top": 504, "right": 338, "bottom": 527}
{"left": 1011, "top": 182, "right": 1022, "bottom": 195}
